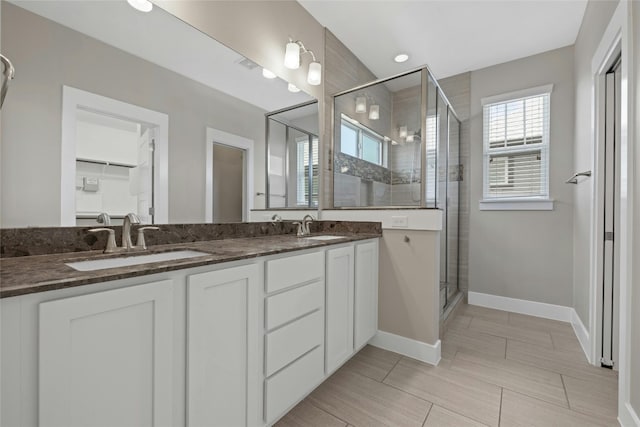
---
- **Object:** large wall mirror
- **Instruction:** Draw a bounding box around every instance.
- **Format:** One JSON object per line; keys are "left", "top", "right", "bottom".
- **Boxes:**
{"left": 0, "top": 0, "right": 318, "bottom": 227}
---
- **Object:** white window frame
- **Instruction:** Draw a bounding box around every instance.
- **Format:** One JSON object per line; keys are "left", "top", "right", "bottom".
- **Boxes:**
{"left": 340, "top": 115, "right": 387, "bottom": 167}
{"left": 480, "top": 84, "right": 554, "bottom": 211}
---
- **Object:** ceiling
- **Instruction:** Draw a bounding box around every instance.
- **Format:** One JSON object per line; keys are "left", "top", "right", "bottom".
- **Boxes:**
{"left": 299, "top": 0, "right": 588, "bottom": 80}
{"left": 10, "top": 1, "right": 314, "bottom": 112}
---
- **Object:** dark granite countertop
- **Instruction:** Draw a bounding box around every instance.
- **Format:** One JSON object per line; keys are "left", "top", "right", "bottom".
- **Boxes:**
{"left": 0, "top": 233, "right": 380, "bottom": 298}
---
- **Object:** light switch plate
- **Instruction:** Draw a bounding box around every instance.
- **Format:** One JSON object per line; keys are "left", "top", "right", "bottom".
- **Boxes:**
{"left": 391, "top": 216, "right": 408, "bottom": 228}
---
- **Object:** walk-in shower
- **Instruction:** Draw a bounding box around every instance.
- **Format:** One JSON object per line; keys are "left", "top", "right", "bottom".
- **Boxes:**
{"left": 332, "top": 67, "right": 462, "bottom": 313}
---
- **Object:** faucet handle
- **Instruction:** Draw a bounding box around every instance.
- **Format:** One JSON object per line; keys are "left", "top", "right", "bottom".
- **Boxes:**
{"left": 292, "top": 221, "right": 305, "bottom": 238}
{"left": 136, "top": 226, "right": 159, "bottom": 249}
{"left": 88, "top": 228, "right": 118, "bottom": 253}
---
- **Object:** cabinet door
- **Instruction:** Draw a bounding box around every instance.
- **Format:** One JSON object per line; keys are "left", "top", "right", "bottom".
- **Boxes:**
{"left": 325, "top": 246, "right": 355, "bottom": 374}
{"left": 39, "top": 280, "right": 174, "bottom": 427}
{"left": 187, "top": 264, "right": 261, "bottom": 427}
{"left": 354, "top": 240, "right": 379, "bottom": 349}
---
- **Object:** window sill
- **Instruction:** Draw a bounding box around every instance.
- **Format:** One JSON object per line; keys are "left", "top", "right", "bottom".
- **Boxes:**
{"left": 479, "top": 198, "right": 554, "bottom": 211}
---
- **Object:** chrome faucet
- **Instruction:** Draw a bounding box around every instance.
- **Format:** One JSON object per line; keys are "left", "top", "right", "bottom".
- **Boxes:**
{"left": 96, "top": 212, "right": 111, "bottom": 226}
{"left": 302, "top": 214, "right": 315, "bottom": 236}
{"left": 122, "top": 213, "right": 141, "bottom": 250}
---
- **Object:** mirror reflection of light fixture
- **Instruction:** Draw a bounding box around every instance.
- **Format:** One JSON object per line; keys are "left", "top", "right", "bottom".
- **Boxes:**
{"left": 406, "top": 133, "right": 415, "bottom": 143}
{"left": 391, "top": 140, "right": 399, "bottom": 145}
{"left": 288, "top": 83, "right": 301, "bottom": 93}
{"left": 369, "top": 104, "right": 380, "bottom": 120}
{"left": 127, "top": 0, "right": 153, "bottom": 12}
{"left": 284, "top": 38, "right": 322, "bottom": 86}
{"left": 399, "top": 126, "right": 408, "bottom": 138}
{"left": 262, "top": 68, "right": 277, "bottom": 79}
{"left": 355, "top": 96, "right": 367, "bottom": 114}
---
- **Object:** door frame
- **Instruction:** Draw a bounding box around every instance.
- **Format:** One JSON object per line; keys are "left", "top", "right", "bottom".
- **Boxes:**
{"left": 61, "top": 86, "right": 169, "bottom": 225}
{"left": 588, "top": 2, "right": 636, "bottom": 424}
{"left": 205, "top": 127, "right": 254, "bottom": 223}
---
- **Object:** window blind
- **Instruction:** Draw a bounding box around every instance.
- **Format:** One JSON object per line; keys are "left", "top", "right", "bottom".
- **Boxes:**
{"left": 296, "top": 137, "right": 319, "bottom": 206}
{"left": 483, "top": 93, "right": 550, "bottom": 199}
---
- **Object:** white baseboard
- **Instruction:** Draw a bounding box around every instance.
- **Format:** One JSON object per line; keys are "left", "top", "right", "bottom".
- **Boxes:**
{"left": 468, "top": 291, "right": 592, "bottom": 363}
{"left": 468, "top": 291, "right": 573, "bottom": 322}
{"left": 619, "top": 402, "right": 640, "bottom": 427}
{"left": 369, "top": 330, "right": 441, "bottom": 366}
{"left": 570, "top": 309, "right": 592, "bottom": 364}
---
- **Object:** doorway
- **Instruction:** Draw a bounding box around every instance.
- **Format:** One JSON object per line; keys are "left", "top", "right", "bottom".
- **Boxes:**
{"left": 600, "top": 57, "right": 621, "bottom": 369}
{"left": 211, "top": 143, "right": 244, "bottom": 223}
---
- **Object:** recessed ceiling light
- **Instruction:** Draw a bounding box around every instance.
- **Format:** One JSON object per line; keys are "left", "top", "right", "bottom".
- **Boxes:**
{"left": 262, "top": 68, "right": 277, "bottom": 79}
{"left": 287, "top": 83, "right": 300, "bottom": 93}
{"left": 127, "top": 0, "right": 153, "bottom": 12}
{"left": 394, "top": 53, "right": 409, "bottom": 63}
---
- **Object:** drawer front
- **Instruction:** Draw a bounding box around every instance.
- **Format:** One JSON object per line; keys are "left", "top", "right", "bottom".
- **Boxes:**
{"left": 266, "top": 280, "right": 324, "bottom": 330}
{"left": 266, "top": 251, "right": 324, "bottom": 293}
{"left": 264, "top": 346, "right": 324, "bottom": 424}
{"left": 265, "top": 310, "right": 323, "bottom": 377}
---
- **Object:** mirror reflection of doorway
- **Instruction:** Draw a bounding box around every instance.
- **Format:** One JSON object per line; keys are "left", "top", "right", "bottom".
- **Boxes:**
{"left": 211, "top": 143, "right": 244, "bottom": 223}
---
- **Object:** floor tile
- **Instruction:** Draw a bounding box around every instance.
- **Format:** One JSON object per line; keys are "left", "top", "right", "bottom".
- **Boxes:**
{"left": 550, "top": 329, "right": 587, "bottom": 354}
{"left": 423, "top": 405, "right": 488, "bottom": 427}
{"left": 275, "top": 400, "right": 348, "bottom": 427}
{"left": 508, "top": 313, "right": 575, "bottom": 335}
{"left": 341, "top": 345, "right": 401, "bottom": 382}
{"left": 506, "top": 339, "right": 617, "bottom": 383}
{"left": 500, "top": 389, "right": 617, "bottom": 427}
{"left": 469, "top": 317, "right": 554, "bottom": 348}
{"left": 308, "top": 368, "right": 431, "bottom": 427}
{"left": 450, "top": 351, "right": 568, "bottom": 407}
{"left": 441, "top": 328, "right": 507, "bottom": 360}
{"left": 563, "top": 374, "right": 618, "bottom": 419}
{"left": 383, "top": 357, "right": 501, "bottom": 426}
{"left": 447, "top": 314, "right": 472, "bottom": 331}
{"left": 459, "top": 304, "right": 509, "bottom": 323}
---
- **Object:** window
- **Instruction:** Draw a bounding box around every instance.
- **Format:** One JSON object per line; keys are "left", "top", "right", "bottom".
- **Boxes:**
{"left": 481, "top": 85, "right": 553, "bottom": 210}
{"left": 296, "top": 137, "right": 319, "bottom": 207}
{"left": 340, "top": 115, "right": 386, "bottom": 167}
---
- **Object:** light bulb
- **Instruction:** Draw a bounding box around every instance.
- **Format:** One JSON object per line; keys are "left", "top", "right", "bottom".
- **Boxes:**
{"left": 399, "top": 126, "right": 408, "bottom": 138}
{"left": 369, "top": 105, "right": 380, "bottom": 120}
{"left": 307, "top": 61, "right": 322, "bottom": 86}
{"left": 355, "top": 96, "right": 367, "bottom": 114}
{"left": 262, "top": 68, "right": 277, "bottom": 79}
{"left": 127, "top": 0, "right": 153, "bottom": 12}
{"left": 284, "top": 42, "right": 300, "bottom": 69}
{"left": 406, "top": 134, "right": 415, "bottom": 143}
{"left": 394, "top": 53, "right": 409, "bottom": 63}
{"left": 288, "top": 83, "right": 300, "bottom": 93}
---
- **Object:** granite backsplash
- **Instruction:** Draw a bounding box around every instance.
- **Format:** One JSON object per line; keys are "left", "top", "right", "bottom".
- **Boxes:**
{"left": 0, "top": 221, "right": 382, "bottom": 258}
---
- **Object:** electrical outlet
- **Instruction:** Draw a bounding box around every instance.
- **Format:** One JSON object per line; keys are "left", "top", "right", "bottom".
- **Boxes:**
{"left": 391, "top": 216, "right": 408, "bottom": 228}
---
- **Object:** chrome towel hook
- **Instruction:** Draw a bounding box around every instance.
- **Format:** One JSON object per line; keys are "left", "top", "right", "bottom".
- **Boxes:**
{"left": 566, "top": 171, "right": 591, "bottom": 184}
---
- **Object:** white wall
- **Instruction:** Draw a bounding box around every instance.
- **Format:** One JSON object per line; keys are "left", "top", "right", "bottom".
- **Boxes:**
{"left": 0, "top": 3, "right": 266, "bottom": 227}
{"left": 468, "top": 46, "right": 575, "bottom": 306}
{"left": 571, "top": 0, "right": 619, "bottom": 326}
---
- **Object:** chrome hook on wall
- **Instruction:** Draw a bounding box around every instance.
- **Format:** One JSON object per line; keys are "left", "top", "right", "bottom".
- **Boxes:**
{"left": 1, "top": 54, "right": 16, "bottom": 109}
{"left": 565, "top": 170, "right": 592, "bottom": 184}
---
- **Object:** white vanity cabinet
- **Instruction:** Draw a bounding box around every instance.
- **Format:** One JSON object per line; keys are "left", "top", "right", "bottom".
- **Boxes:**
{"left": 187, "top": 264, "right": 262, "bottom": 427}
{"left": 354, "top": 240, "right": 379, "bottom": 349}
{"left": 39, "top": 279, "right": 175, "bottom": 427}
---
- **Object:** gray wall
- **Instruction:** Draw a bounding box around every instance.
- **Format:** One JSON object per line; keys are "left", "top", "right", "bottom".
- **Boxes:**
{"left": 212, "top": 144, "right": 243, "bottom": 223}
{"left": 631, "top": 0, "right": 640, "bottom": 416}
{"left": 0, "top": 3, "right": 265, "bottom": 227}
{"left": 572, "top": 0, "right": 619, "bottom": 325}
{"left": 468, "top": 46, "right": 575, "bottom": 306}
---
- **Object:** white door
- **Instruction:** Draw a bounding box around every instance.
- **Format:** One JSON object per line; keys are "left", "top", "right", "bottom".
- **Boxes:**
{"left": 354, "top": 240, "right": 379, "bottom": 349}
{"left": 601, "top": 59, "right": 621, "bottom": 369}
{"left": 131, "top": 127, "right": 154, "bottom": 223}
{"left": 39, "top": 280, "right": 174, "bottom": 427}
{"left": 326, "top": 246, "right": 355, "bottom": 374}
{"left": 187, "top": 264, "right": 261, "bottom": 427}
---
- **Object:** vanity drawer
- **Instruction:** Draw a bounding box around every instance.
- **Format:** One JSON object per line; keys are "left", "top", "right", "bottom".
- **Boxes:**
{"left": 264, "top": 345, "right": 324, "bottom": 424}
{"left": 265, "top": 251, "right": 324, "bottom": 293}
{"left": 266, "top": 280, "right": 324, "bottom": 330}
{"left": 265, "top": 310, "right": 323, "bottom": 376}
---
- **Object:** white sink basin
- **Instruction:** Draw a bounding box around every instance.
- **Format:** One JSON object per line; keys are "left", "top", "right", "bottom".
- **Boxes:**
{"left": 66, "top": 250, "right": 209, "bottom": 271}
{"left": 304, "top": 235, "right": 345, "bottom": 241}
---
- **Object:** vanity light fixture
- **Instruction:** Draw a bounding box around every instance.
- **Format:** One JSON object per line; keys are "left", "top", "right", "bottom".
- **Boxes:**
{"left": 288, "top": 83, "right": 301, "bottom": 93}
{"left": 262, "top": 68, "right": 277, "bottom": 79}
{"left": 399, "top": 126, "right": 408, "bottom": 138}
{"left": 284, "top": 38, "right": 322, "bottom": 86}
{"left": 369, "top": 104, "right": 380, "bottom": 120}
{"left": 127, "top": 0, "right": 153, "bottom": 12}
{"left": 391, "top": 140, "right": 399, "bottom": 145}
{"left": 406, "top": 133, "right": 415, "bottom": 143}
{"left": 394, "top": 53, "right": 409, "bottom": 63}
{"left": 355, "top": 96, "right": 367, "bottom": 114}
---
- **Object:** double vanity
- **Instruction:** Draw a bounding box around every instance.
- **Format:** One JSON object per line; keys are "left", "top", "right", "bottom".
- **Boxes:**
{"left": 0, "top": 223, "right": 380, "bottom": 427}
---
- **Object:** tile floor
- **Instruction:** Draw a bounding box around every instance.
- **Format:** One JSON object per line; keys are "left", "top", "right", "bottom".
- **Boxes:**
{"left": 276, "top": 304, "right": 619, "bottom": 427}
